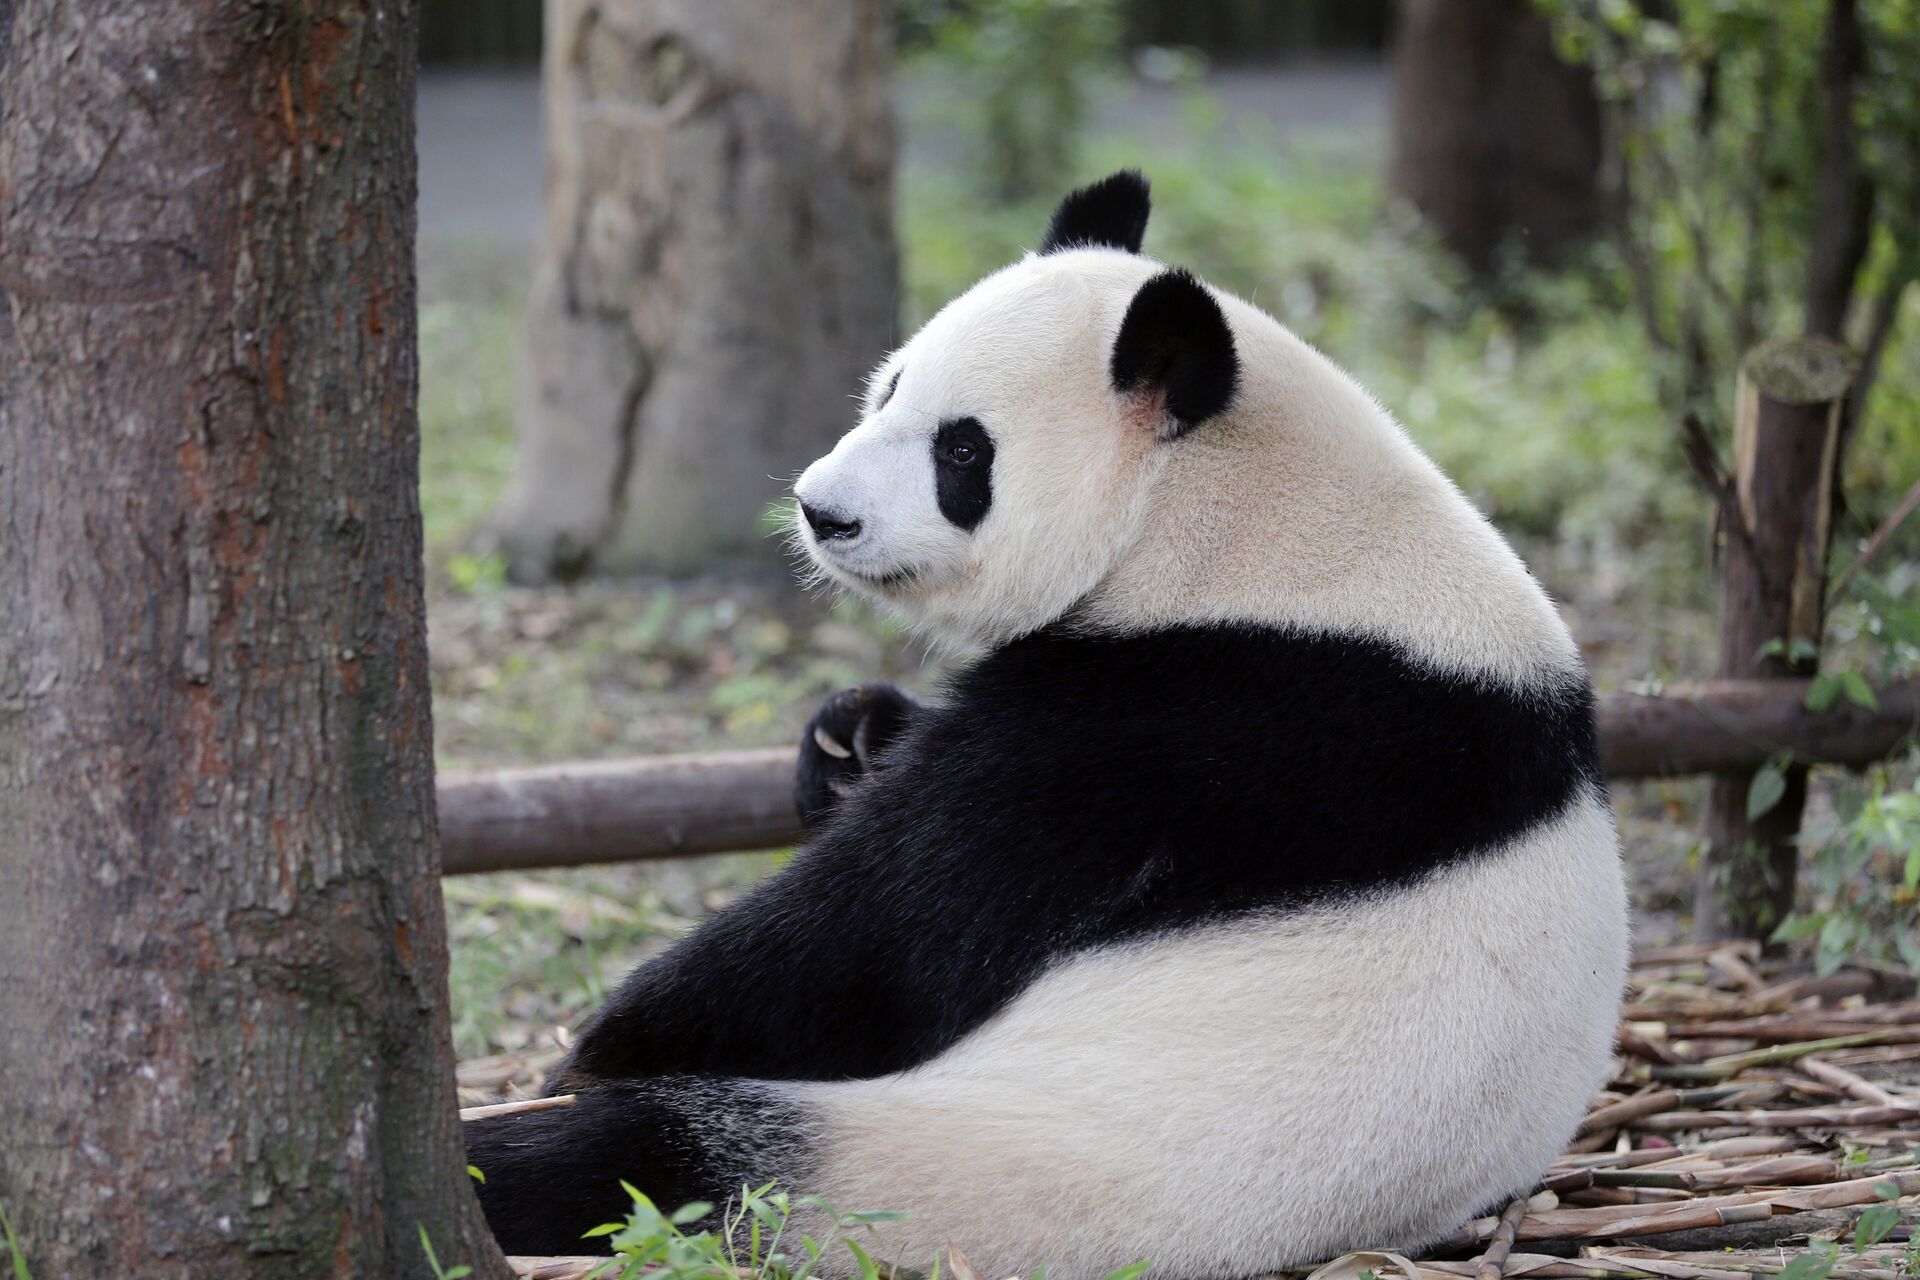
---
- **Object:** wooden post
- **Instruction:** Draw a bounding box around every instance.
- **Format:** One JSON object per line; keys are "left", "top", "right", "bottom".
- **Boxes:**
{"left": 1695, "top": 337, "right": 1856, "bottom": 942}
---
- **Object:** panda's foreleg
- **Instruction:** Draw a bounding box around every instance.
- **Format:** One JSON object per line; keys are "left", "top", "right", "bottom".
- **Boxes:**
{"left": 793, "top": 682, "right": 922, "bottom": 828}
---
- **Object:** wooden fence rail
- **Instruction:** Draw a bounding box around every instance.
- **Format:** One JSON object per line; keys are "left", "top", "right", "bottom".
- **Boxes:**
{"left": 436, "top": 678, "right": 1920, "bottom": 876}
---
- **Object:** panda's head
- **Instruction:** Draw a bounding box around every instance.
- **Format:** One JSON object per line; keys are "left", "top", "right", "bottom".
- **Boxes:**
{"left": 793, "top": 170, "right": 1241, "bottom": 646}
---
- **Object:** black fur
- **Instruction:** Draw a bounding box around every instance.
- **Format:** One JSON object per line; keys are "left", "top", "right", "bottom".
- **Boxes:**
{"left": 1039, "top": 169, "right": 1152, "bottom": 255}
{"left": 794, "top": 682, "right": 922, "bottom": 828}
{"left": 932, "top": 416, "right": 995, "bottom": 530}
{"left": 1110, "top": 269, "right": 1240, "bottom": 434}
{"left": 467, "top": 1078, "right": 808, "bottom": 1255}
{"left": 540, "top": 625, "right": 1598, "bottom": 1095}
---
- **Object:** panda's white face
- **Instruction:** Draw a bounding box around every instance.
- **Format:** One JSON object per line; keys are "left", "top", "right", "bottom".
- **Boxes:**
{"left": 793, "top": 250, "right": 1174, "bottom": 647}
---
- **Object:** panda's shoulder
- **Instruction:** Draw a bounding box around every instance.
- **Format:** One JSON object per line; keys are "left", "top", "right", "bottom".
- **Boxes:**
{"left": 874, "top": 622, "right": 1599, "bottom": 899}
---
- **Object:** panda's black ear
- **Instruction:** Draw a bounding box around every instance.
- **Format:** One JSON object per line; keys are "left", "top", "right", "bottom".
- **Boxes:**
{"left": 1039, "top": 170, "right": 1151, "bottom": 255}
{"left": 1110, "top": 269, "right": 1239, "bottom": 438}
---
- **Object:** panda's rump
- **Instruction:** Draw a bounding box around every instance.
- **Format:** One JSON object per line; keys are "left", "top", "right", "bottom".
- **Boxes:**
{"left": 790, "top": 787, "right": 1626, "bottom": 1280}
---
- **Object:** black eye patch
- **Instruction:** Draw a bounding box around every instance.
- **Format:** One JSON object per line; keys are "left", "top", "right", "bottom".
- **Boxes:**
{"left": 932, "top": 417, "right": 994, "bottom": 531}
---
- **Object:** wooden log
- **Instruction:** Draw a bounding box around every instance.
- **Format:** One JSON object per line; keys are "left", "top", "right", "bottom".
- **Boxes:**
{"left": 438, "top": 749, "right": 805, "bottom": 875}
{"left": 1696, "top": 337, "right": 1856, "bottom": 941}
{"left": 434, "top": 678, "right": 1918, "bottom": 875}
{"left": 1598, "top": 679, "right": 1918, "bottom": 779}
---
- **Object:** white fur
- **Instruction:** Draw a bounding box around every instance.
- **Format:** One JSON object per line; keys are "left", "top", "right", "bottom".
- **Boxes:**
{"left": 783, "top": 245, "right": 1628, "bottom": 1276}
{"left": 776, "top": 787, "right": 1626, "bottom": 1280}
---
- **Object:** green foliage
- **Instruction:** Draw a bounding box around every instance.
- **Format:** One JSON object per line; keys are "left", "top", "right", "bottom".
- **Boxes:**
{"left": 1852, "top": 1183, "right": 1905, "bottom": 1251}
{"left": 1534, "top": 0, "right": 1920, "bottom": 383}
{"left": 1774, "top": 751, "right": 1920, "bottom": 979}
{"left": 1776, "top": 1244, "right": 1839, "bottom": 1280}
{"left": 580, "top": 1181, "right": 906, "bottom": 1280}
{"left": 0, "top": 1203, "right": 30, "bottom": 1280}
{"left": 418, "top": 1223, "right": 473, "bottom": 1280}
{"left": 580, "top": 1182, "right": 1150, "bottom": 1280}
{"left": 1747, "top": 756, "right": 1790, "bottom": 820}
{"left": 1774, "top": 568, "right": 1920, "bottom": 979}
{"left": 903, "top": 0, "right": 1125, "bottom": 201}
{"left": 1804, "top": 667, "right": 1878, "bottom": 713}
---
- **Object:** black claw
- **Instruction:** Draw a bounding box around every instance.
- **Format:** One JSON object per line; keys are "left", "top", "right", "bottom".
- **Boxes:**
{"left": 794, "top": 683, "right": 918, "bottom": 829}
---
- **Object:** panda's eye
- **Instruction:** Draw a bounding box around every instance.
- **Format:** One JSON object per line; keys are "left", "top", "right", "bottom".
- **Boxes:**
{"left": 943, "top": 442, "right": 977, "bottom": 466}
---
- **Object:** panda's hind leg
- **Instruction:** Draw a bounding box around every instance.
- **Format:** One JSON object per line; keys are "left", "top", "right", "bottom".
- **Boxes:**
{"left": 464, "top": 1077, "right": 812, "bottom": 1257}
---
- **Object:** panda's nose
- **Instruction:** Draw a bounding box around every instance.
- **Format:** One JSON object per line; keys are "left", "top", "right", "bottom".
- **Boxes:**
{"left": 801, "top": 502, "right": 862, "bottom": 542}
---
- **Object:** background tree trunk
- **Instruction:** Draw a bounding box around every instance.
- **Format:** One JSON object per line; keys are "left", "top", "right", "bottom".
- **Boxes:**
{"left": 491, "top": 0, "right": 897, "bottom": 582}
{"left": 1388, "top": 0, "right": 1602, "bottom": 273}
{"left": 1694, "top": 338, "right": 1855, "bottom": 942}
{"left": 1803, "top": 0, "right": 1870, "bottom": 343}
{"left": 0, "top": 3, "right": 509, "bottom": 1276}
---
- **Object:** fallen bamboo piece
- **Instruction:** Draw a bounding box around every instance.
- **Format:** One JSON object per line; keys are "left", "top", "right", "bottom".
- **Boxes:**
{"left": 1652, "top": 1031, "right": 1918, "bottom": 1080}
{"left": 1538, "top": 1169, "right": 1598, "bottom": 1196}
{"left": 1633, "top": 1102, "right": 1918, "bottom": 1131}
{"left": 1682, "top": 1155, "right": 1841, "bottom": 1188}
{"left": 509, "top": 1258, "right": 604, "bottom": 1280}
{"left": 460, "top": 1093, "right": 577, "bottom": 1122}
{"left": 1578, "top": 1091, "right": 1683, "bottom": 1136}
{"left": 1669, "top": 1019, "right": 1920, "bottom": 1043}
{"left": 1561, "top": 1188, "right": 1695, "bottom": 1207}
{"left": 1596, "top": 1245, "right": 1914, "bottom": 1279}
{"left": 1800, "top": 1055, "right": 1900, "bottom": 1106}
{"left": 1472, "top": 1197, "right": 1531, "bottom": 1280}
{"left": 1444, "top": 1171, "right": 1920, "bottom": 1247}
{"left": 1588, "top": 1170, "right": 1696, "bottom": 1190}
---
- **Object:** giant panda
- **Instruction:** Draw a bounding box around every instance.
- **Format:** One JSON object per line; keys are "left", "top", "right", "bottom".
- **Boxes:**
{"left": 466, "top": 170, "right": 1629, "bottom": 1277}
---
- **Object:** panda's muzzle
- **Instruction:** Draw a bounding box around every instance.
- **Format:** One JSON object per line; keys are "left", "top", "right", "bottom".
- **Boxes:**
{"left": 800, "top": 502, "right": 863, "bottom": 543}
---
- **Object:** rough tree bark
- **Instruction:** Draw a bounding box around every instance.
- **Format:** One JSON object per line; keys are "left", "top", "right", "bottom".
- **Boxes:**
{"left": 0, "top": 3, "right": 510, "bottom": 1276}
{"left": 491, "top": 0, "right": 897, "bottom": 582}
{"left": 1694, "top": 338, "right": 1856, "bottom": 943}
{"left": 1389, "top": 0, "right": 1602, "bottom": 272}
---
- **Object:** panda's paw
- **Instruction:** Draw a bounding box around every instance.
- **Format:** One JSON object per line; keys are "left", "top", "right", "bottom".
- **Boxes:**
{"left": 794, "top": 683, "right": 918, "bottom": 829}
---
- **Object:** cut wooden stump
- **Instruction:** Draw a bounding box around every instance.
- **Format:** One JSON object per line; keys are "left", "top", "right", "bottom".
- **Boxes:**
{"left": 1695, "top": 337, "right": 1856, "bottom": 941}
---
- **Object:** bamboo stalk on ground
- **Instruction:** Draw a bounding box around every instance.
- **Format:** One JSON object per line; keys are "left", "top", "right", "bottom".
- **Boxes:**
{"left": 1800, "top": 1055, "right": 1900, "bottom": 1106}
{"left": 1632, "top": 1102, "right": 1919, "bottom": 1131}
{"left": 1441, "top": 1171, "right": 1919, "bottom": 1247}
{"left": 461, "top": 1094, "right": 577, "bottom": 1122}
{"left": 1472, "top": 1197, "right": 1531, "bottom": 1280}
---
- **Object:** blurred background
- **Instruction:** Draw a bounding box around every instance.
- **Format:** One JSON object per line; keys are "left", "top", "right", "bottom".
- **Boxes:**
{"left": 415, "top": 0, "right": 1920, "bottom": 1086}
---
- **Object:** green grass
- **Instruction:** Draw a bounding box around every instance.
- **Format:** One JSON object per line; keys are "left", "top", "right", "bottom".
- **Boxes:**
{"left": 554, "top": 1179, "right": 1154, "bottom": 1280}
{"left": 1, "top": 1202, "right": 30, "bottom": 1280}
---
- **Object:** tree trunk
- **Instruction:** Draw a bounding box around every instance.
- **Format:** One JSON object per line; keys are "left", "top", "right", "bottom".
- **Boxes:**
{"left": 1803, "top": 0, "right": 1871, "bottom": 342}
{"left": 1694, "top": 338, "right": 1855, "bottom": 943}
{"left": 1388, "top": 0, "right": 1602, "bottom": 272}
{"left": 0, "top": 3, "right": 509, "bottom": 1276}
{"left": 491, "top": 0, "right": 897, "bottom": 582}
